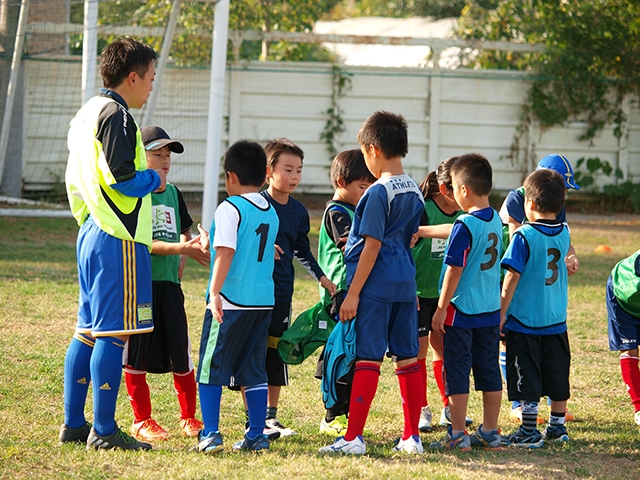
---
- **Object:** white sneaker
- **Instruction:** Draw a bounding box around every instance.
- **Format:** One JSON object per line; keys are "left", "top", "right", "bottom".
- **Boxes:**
{"left": 635, "top": 410, "right": 640, "bottom": 426}
{"left": 418, "top": 406, "right": 432, "bottom": 432}
{"left": 393, "top": 436, "right": 424, "bottom": 454}
{"left": 265, "top": 417, "right": 297, "bottom": 436}
{"left": 318, "top": 435, "right": 366, "bottom": 455}
{"left": 439, "top": 406, "right": 473, "bottom": 426}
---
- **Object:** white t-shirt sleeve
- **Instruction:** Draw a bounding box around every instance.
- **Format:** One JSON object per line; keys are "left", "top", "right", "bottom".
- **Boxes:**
{"left": 212, "top": 201, "right": 239, "bottom": 250}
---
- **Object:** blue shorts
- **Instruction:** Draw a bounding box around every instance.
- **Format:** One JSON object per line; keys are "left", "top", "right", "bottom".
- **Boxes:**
{"left": 607, "top": 276, "right": 640, "bottom": 351}
{"left": 76, "top": 216, "right": 153, "bottom": 337}
{"left": 443, "top": 324, "right": 502, "bottom": 395}
{"left": 355, "top": 295, "right": 418, "bottom": 361}
{"left": 197, "top": 308, "right": 270, "bottom": 387}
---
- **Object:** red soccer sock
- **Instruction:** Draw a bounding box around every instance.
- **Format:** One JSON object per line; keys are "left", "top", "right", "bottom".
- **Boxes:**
{"left": 417, "top": 357, "right": 428, "bottom": 407}
{"left": 433, "top": 359, "right": 448, "bottom": 407}
{"left": 344, "top": 362, "right": 380, "bottom": 441}
{"left": 125, "top": 369, "right": 152, "bottom": 423}
{"left": 397, "top": 361, "right": 423, "bottom": 440}
{"left": 620, "top": 355, "right": 640, "bottom": 412}
{"left": 174, "top": 370, "right": 198, "bottom": 420}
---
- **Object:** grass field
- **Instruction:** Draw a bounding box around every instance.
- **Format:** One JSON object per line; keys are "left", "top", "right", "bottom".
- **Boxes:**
{"left": 1, "top": 212, "right": 639, "bottom": 479}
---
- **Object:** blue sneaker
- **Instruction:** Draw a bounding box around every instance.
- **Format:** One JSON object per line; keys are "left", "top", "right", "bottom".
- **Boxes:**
{"left": 430, "top": 426, "right": 471, "bottom": 452}
{"left": 542, "top": 424, "right": 569, "bottom": 443}
{"left": 502, "top": 426, "right": 544, "bottom": 448}
{"left": 233, "top": 433, "right": 270, "bottom": 452}
{"left": 193, "top": 430, "right": 224, "bottom": 455}
{"left": 469, "top": 425, "right": 502, "bottom": 450}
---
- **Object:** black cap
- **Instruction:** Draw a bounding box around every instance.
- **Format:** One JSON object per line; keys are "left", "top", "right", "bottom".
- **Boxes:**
{"left": 141, "top": 126, "right": 184, "bottom": 154}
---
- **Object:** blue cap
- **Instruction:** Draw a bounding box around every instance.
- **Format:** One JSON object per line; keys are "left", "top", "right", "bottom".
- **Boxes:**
{"left": 536, "top": 154, "right": 580, "bottom": 190}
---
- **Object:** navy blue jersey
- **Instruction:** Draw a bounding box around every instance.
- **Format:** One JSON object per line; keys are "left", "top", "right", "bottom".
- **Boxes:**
{"left": 261, "top": 190, "right": 325, "bottom": 302}
{"left": 501, "top": 220, "right": 570, "bottom": 334}
{"left": 344, "top": 174, "right": 424, "bottom": 303}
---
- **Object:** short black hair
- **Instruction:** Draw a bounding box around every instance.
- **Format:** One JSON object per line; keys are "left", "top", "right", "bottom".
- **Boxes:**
{"left": 100, "top": 38, "right": 156, "bottom": 89}
{"left": 450, "top": 153, "right": 493, "bottom": 197}
{"left": 357, "top": 111, "right": 408, "bottom": 159}
{"left": 265, "top": 138, "right": 304, "bottom": 169}
{"left": 523, "top": 168, "right": 566, "bottom": 215}
{"left": 330, "top": 149, "right": 376, "bottom": 189}
{"left": 224, "top": 140, "right": 267, "bottom": 187}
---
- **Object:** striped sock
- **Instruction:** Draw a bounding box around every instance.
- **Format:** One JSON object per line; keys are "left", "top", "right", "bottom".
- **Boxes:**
{"left": 521, "top": 400, "right": 539, "bottom": 431}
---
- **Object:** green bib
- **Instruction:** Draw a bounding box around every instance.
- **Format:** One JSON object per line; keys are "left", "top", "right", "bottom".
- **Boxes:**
{"left": 412, "top": 198, "right": 461, "bottom": 299}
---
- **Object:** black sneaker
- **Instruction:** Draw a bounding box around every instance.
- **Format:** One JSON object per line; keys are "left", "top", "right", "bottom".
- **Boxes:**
{"left": 245, "top": 421, "right": 281, "bottom": 441}
{"left": 233, "top": 433, "right": 270, "bottom": 452}
{"left": 59, "top": 422, "right": 92, "bottom": 444}
{"left": 502, "top": 426, "right": 544, "bottom": 448}
{"left": 86, "top": 426, "right": 152, "bottom": 451}
{"left": 542, "top": 424, "right": 569, "bottom": 443}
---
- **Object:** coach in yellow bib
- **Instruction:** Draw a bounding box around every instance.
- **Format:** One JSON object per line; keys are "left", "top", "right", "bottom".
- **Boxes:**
{"left": 60, "top": 38, "right": 166, "bottom": 451}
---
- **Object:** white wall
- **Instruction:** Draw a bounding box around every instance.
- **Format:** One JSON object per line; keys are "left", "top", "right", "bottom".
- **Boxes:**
{"left": 22, "top": 58, "right": 640, "bottom": 194}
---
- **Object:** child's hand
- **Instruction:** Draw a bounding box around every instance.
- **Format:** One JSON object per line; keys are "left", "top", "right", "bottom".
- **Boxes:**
{"left": 410, "top": 232, "right": 420, "bottom": 248}
{"left": 320, "top": 276, "right": 337, "bottom": 296}
{"left": 566, "top": 254, "right": 579, "bottom": 276}
{"left": 431, "top": 307, "right": 447, "bottom": 335}
{"left": 274, "top": 244, "right": 284, "bottom": 261}
{"left": 339, "top": 292, "right": 359, "bottom": 322}
{"left": 197, "top": 223, "right": 210, "bottom": 251}
{"left": 499, "top": 312, "right": 507, "bottom": 337}
{"left": 184, "top": 234, "right": 211, "bottom": 267}
{"left": 208, "top": 294, "right": 224, "bottom": 324}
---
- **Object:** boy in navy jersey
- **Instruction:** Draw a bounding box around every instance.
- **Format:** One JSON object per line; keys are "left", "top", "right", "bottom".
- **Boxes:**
{"left": 194, "top": 140, "right": 279, "bottom": 454}
{"left": 319, "top": 111, "right": 425, "bottom": 455}
{"left": 501, "top": 169, "right": 572, "bottom": 447}
{"left": 431, "top": 153, "right": 503, "bottom": 451}
{"left": 316, "top": 149, "right": 375, "bottom": 436}
{"left": 260, "top": 138, "right": 336, "bottom": 436}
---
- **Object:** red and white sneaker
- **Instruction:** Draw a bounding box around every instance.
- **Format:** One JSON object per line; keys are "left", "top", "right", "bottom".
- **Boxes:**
{"left": 131, "top": 418, "right": 169, "bottom": 441}
{"left": 180, "top": 417, "right": 204, "bottom": 437}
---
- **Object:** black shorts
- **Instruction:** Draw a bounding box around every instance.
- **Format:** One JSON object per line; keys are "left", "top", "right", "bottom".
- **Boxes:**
{"left": 505, "top": 329, "right": 571, "bottom": 402}
{"left": 417, "top": 297, "right": 438, "bottom": 337}
{"left": 125, "top": 282, "right": 192, "bottom": 374}
{"left": 266, "top": 302, "right": 291, "bottom": 386}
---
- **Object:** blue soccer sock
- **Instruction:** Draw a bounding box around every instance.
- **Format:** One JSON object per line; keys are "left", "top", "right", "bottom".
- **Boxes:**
{"left": 91, "top": 336, "right": 125, "bottom": 436}
{"left": 245, "top": 383, "right": 268, "bottom": 438}
{"left": 199, "top": 383, "right": 222, "bottom": 435}
{"left": 63, "top": 333, "right": 94, "bottom": 428}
